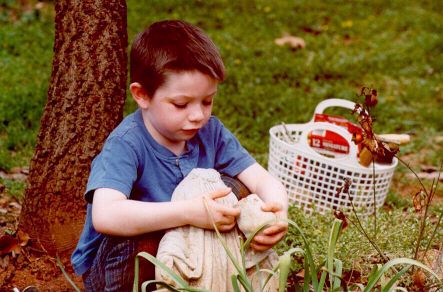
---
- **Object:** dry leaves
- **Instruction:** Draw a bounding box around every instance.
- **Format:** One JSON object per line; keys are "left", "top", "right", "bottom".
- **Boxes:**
{"left": 352, "top": 87, "right": 399, "bottom": 165}
{"left": 0, "top": 234, "right": 21, "bottom": 257}
{"left": 274, "top": 35, "right": 306, "bottom": 49}
{"left": 0, "top": 230, "right": 30, "bottom": 269}
{"left": 0, "top": 166, "right": 29, "bottom": 181}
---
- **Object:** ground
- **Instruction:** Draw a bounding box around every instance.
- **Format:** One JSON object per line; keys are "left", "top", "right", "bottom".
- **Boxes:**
{"left": 0, "top": 168, "right": 82, "bottom": 291}
{"left": 0, "top": 150, "right": 441, "bottom": 290}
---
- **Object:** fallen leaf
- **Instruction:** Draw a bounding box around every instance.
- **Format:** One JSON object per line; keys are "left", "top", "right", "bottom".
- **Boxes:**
{"left": 296, "top": 269, "right": 305, "bottom": 279}
{"left": 274, "top": 35, "right": 305, "bottom": 49}
{"left": 412, "top": 269, "right": 426, "bottom": 290}
{"left": 0, "top": 234, "right": 21, "bottom": 256}
{"left": 9, "top": 202, "right": 22, "bottom": 210}
{"left": 413, "top": 190, "right": 425, "bottom": 212}
{"left": 0, "top": 207, "right": 7, "bottom": 215}
{"left": 0, "top": 254, "right": 9, "bottom": 269}
{"left": 17, "top": 230, "right": 30, "bottom": 247}
{"left": 0, "top": 168, "right": 28, "bottom": 181}
{"left": 420, "top": 165, "right": 438, "bottom": 173}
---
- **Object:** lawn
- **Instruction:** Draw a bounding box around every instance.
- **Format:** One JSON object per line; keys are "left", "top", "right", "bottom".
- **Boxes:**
{"left": 0, "top": 0, "right": 442, "bottom": 290}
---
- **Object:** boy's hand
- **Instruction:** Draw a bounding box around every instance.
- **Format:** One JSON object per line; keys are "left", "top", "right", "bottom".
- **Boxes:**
{"left": 187, "top": 188, "right": 240, "bottom": 232}
{"left": 250, "top": 202, "right": 288, "bottom": 252}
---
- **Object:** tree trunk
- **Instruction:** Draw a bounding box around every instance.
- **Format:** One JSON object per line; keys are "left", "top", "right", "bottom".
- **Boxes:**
{"left": 18, "top": 0, "right": 127, "bottom": 263}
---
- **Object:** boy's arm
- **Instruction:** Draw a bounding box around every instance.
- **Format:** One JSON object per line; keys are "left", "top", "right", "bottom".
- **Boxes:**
{"left": 92, "top": 187, "right": 240, "bottom": 236}
{"left": 237, "top": 163, "right": 289, "bottom": 251}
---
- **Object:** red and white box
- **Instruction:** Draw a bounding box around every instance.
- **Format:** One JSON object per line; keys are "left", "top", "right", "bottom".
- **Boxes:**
{"left": 308, "top": 113, "right": 362, "bottom": 156}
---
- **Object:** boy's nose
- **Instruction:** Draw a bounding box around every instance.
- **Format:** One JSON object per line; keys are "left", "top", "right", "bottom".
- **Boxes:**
{"left": 188, "top": 106, "right": 205, "bottom": 122}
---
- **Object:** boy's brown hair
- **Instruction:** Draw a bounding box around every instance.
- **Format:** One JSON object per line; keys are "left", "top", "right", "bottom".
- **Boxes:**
{"left": 130, "top": 20, "right": 225, "bottom": 98}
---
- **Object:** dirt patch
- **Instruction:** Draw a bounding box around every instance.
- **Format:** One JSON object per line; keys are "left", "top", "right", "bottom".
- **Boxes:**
{"left": 0, "top": 179, "right": 83, "bottom": 291}
{"left": 0, "top": 248, "right": 83, "bottom": 291}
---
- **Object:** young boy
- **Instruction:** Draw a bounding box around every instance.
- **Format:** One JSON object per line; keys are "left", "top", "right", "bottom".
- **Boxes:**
{"left": 71, "top": 19, "right": 288, "bottom": 291}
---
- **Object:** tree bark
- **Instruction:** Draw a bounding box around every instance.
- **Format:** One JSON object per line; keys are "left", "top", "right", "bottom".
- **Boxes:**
{"left": 18, "top": 0, "right": 127, "bottom": 262}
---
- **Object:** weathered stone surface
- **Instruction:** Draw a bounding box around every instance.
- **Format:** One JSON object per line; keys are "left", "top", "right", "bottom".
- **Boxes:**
{"left": 155, "top": 168, "right": 278, "bottom": 292}
{"left": 237, "top": 194, "right": 278, "bottom": 269}
{"left": 237, "top": 194, "right": 277, "bottom": 238}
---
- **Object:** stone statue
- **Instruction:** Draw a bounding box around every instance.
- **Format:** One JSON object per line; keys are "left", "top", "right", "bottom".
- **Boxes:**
{"left": 155, "top": 168, "right": 279, "bottom": 291}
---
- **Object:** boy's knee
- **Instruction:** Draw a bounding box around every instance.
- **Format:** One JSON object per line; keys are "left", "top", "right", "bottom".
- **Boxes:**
{"left": 84, "top": 233, "right": 163, "bottom": 292}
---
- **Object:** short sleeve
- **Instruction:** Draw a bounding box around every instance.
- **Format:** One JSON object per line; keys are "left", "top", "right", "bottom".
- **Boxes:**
{"left": 213, "top": 119, "right": 256, "bottom": 177}
{"left": 85, "top": 137, "right": 139, "bottom": 203}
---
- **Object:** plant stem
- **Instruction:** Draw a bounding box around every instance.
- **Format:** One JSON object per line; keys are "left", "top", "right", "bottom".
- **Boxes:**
{"left": 424, "top": 209, "right": 443, "bottom": 256}
{"left": 344, "top": 191, "right": 390, "bottom": 263}
{"left": 423, "top": 162, "right": 442, "bottom": 257}
{"left": 372, "top": 158, "right": 377, "bottom": 237}
{"left": 397, "top": 157, "right": 442, "bottom": 261}
{"left": 395, "top": 155, "right": 430, "bottom": 197}
{"left": 414, "top": 179, "right": 435, "bottom": 261}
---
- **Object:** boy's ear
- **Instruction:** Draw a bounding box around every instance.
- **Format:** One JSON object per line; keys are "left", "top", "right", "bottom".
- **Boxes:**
{"left": 130, "top": 82, "right": 150, "bottom": 109}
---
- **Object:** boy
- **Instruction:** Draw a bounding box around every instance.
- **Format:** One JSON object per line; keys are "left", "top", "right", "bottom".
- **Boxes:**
{"left": 71, "top": 20, "right": 288, "bottom": 291}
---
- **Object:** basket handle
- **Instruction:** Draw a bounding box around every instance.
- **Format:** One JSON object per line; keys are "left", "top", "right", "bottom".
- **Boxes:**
{"left": 312, "top": 98, "right": 356, "bottom": 118}
{"left": 298, "top": 122, "right": 360, "bottom": 166}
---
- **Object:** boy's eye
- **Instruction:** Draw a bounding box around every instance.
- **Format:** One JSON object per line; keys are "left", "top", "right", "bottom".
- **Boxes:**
{"left": 203, "top": 99, "right": 213, "bottom": 106}
{"left": 173, "top": 103, "right": 187, "bottom": 109}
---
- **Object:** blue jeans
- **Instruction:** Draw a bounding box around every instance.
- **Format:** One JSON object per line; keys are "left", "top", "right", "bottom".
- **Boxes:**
{"left": 82, "top": 176, "right": 248, "bottom": 291}
{"left": 82, "top": 232, "right": 163, "bottom": 292}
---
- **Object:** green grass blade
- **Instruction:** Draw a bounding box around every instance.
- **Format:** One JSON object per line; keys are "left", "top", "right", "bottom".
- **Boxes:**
{"left": 203, "top": 198, "right": 253, "bottom": 291}
{"left": 242, "top": 219, "right": 277, "bottom": 250}
{"left": 239, "top": 236, "right": 247, "bottom": 272}
{"left": 365, "top": 263, "right": 380, "bottom": 288}
{"left": 255, "top": 261, "right": 263, "bottom": 292}
{"left": 327, "top": 220, "right": 343, "bottom": 289}
{"left": 262, "top": 247, "right": 305, "bottom": 292}
{"left": 364, "top": 258, "right": 441, "bottom": 292}
{"left": 318, "top": 266, "right": 327, "bottom": 291}
{"left": 286, "top": 218, "right": 319, "bottom": 290}
{"left": 303, "top": 254, "right": 311, "bottom": 292}
{"left": 133, "top": 254, "right": 140, "bottom": 292}
{"left": 332, "top": 258, "right": 343, "bottom": 291}
{"left": 231, "top": 274, "right": 241, "bottom": 292}
{"left": 278, "top": 251, "right": 292, "bottom": 292}
{"left": 56, "top": 256, "right": 81, "bottom": 292}
{"left": 141, "top": 280, "right": 181, "bottom": 292}
{"left": 135, "top": 251, "right": 190, "bottom": 289}
{"left": 381, "top": 265, "right": 411, "bottom": 292}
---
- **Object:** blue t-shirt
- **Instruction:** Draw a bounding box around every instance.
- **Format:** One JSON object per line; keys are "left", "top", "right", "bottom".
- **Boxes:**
{"left": 71, "top": 109, "right": 256, "bottom": 275}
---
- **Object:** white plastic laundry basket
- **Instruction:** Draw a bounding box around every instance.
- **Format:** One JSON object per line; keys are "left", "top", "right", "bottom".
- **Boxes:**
{"left": 268, "top": 99, "right": 397, "bottom": 216}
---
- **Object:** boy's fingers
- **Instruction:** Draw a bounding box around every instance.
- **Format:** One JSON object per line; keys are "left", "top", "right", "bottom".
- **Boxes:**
{"left": 217, "top": 214, "right": 236, "bottom": 225}
{"left": 262, "top": 221, "right": 288, "bottom": 235}
{"left": 250, "top": 241, "right": 272, "bottom": 252}
{"left": 253, "top": 232, "right": 284, "bottom": 246}
{"left": 220, "top": 205, "right": 240, "bottom": 217}
{"left": 208, "top": 187, "right": 232, "bottom": 200}
{"left": 261, "top": 201, "right": 283, "bottom": 212}
{"left": 218, "top": 221, "right": 236, "bottom": 232}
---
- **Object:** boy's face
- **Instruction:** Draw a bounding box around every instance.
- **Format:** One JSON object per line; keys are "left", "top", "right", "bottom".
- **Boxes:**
{"left": 143, "top": 70, "right": 218, "bottom": 150}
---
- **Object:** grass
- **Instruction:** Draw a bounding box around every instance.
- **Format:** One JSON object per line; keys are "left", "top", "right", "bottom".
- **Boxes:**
{"left": 1, "top": 0, "right": 442, "bottom": 170}
{"left": 0, "top": 0, "right": 443, "bottom": 169}
{"left": 277, "top": 203, "right": 442, "bottom": 277}
{"left": 0, "top": 0, "right": 53, "bottom": 170}
{"left": 1, "top": 0, "right": 442, "bottom": 288}
{"left": 0, "top": 177, "right": 26, "bottom": 199}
